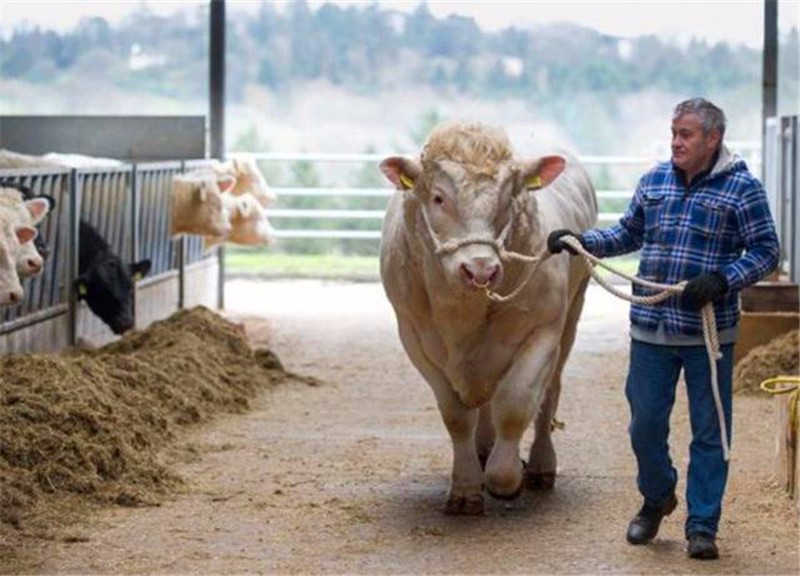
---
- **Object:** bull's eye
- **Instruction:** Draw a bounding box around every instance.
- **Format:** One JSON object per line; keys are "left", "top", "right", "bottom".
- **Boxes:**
{"left": 433, "top": 194, "right": 444, "bottom": 206}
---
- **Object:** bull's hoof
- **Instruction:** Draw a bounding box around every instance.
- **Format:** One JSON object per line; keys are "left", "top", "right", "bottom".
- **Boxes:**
{"left": 444, "top": 493, "right": 484, "bottom": 515}
{"left": 525, "top": 471, "right": 556, "bottom": 491}
{"left": 486, "top": 478, "right": 524, "bottom": 501}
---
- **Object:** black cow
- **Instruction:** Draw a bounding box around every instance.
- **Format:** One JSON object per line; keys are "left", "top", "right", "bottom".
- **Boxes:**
{"left": 0, "top": 181, "right": 56, "bottom": 260}
{"left": 77, "top": 220, "right": 151, "bottom": 334}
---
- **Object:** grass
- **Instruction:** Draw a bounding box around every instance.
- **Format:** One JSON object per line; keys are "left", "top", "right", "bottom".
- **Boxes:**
{"left": 225, "top": 250, "right": 380, "bottom": 279}
{"left": 224, "top": 249, "right": 642, "bottom": 283}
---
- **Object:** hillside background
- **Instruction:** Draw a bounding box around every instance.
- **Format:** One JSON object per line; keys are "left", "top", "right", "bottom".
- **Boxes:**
{"left": 2, "top": 1, "right": 798, "bottom": 157}
{"left": 1, "top": 1, "right": 797, "bottom": 259}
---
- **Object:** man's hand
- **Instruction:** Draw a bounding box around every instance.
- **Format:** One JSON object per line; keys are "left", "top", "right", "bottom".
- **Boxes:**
{"left": 547, "top": 229, "right": 585, "bottom": 255}
{"left": 681, "top": 271, "right": 729, "bottom": 310}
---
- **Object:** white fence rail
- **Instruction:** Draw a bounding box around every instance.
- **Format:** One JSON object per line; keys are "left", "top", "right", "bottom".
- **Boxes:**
{"left": 232, "top": 146, "right": 766, "bottom": 243}
{"left": 231, "top": 152, "right": 659, "bottom": 240}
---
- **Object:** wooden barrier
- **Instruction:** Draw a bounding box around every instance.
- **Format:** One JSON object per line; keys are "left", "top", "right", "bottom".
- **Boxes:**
{"left": 762, "top": 378, "right": 800, "bottom": 508}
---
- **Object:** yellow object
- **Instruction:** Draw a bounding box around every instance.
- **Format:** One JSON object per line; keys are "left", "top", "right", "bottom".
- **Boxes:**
{"left": 77, "top": 284, "right": 87, "bottom": 296}
{"left": 399, "top": 173, "right": 415, "bottom": 190}
{"left": 526, "top": 175, "right": 543, "bottom": 190}
{"left": 761, "top": 376, "right": 800, "bottom": 432}
{"left": 761, "top": 376, "right": 800, "bottom": 499}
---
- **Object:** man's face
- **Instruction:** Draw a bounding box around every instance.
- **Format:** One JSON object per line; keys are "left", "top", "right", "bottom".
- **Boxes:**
{"left": 671, "top": 113, "right": 721, "bottom": 179}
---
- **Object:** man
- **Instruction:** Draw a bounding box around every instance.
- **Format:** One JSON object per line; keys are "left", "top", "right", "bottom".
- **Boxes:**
{"left": 548, "top": 98, "right": 780, "bottom": 560}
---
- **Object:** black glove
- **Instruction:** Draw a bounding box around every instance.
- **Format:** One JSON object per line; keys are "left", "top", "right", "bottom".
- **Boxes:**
{"left": 547, "top": 229, "right": 585, "bottom": 255}
{"left": 681, "top": 271, "right": 728, "bottom": 310}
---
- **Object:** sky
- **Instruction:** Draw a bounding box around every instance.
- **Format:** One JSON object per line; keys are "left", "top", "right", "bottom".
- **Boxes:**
{"left": 1, "top": 0, "right": 798, "bottom": 47}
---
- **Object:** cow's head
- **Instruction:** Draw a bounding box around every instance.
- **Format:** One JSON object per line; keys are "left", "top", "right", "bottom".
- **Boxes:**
{"left": 76, "top": 256, "right": 151, "bottom": 334}
{"left": 15, "top": 197, "right": 53, "bottom": 277}
{"left": 0, "top": 222, "right": 36, "bottom": 306}
{"left": 381, "top": 121, "right": 565, "bottom": 295}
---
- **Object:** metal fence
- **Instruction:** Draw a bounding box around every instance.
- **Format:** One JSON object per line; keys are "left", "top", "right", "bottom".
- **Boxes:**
{"left": 0, "top": 160, "right": 221, "bottom": 345}
{"left": 765, "top": 115, "right": 800, "bottom": 283}
{"left": 233, "top": 152, "right": 661, "bottom": 242}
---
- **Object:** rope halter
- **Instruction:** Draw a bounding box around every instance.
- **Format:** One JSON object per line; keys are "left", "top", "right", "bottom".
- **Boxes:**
{"left": 419, "top": 202, "right": 548, "bottom": 303}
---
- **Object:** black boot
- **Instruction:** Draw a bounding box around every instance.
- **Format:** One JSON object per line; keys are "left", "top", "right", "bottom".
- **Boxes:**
{"left": 626, "top": 493, "right": 678, "bottom": 545}
{"left": 687, "top": 532, "right": 719, "bottom": 560}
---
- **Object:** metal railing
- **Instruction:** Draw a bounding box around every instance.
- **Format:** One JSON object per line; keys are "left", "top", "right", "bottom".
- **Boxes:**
{"left": 765, "top": 115, "right": 799, "bottom": 282}
{"left": 232, "top": 152, "right": 661, "bottom": 240}
{"left": 0, "top": 160, "right": 221, "bottom": 344}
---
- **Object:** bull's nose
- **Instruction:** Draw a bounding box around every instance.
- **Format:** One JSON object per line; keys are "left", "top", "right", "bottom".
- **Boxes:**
{"left": 461, "top": 261, "right": 502, "bottom": 289}
{"left": 8, "top": 290, "right": 22, "bottom": 304}
{"left": 27, "top": 259, "right": 42, "bottom": 273}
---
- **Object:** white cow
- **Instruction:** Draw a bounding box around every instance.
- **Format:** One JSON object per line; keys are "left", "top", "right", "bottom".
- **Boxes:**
{"left": 170, "top": 171, "right": 236, "bottom": 237}
{"left": 0, "top": 148, "right": 123, "bottom": 169}
{"left": 203, "top": 157, "right": 276, "bottom": 250}
{"left": 213, "top": 157, "right": 276, "bottom": 208}
{"left": 0, "top": 188, "right": 53, "bottom": 278}
{"left": 203, "top": 192, "right": 274, "bottom": 251}
{"left": 379, "top": 121, "right": 597, "bottom": 514}
{"left": 0, "top": 204, "right": 42, "bottom": 306}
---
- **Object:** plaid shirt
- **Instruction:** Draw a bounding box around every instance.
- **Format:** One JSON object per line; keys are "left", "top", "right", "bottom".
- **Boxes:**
{"left": 582, "top": 147, "right": 780, "bottom": 337}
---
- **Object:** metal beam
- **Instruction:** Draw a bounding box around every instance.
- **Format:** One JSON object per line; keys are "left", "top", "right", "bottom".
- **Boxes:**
{"left": 762, "top": 0, "right": 778, "bottom": 178}
{"left": 210, "top": 0, "right": 226, "bottom": 310}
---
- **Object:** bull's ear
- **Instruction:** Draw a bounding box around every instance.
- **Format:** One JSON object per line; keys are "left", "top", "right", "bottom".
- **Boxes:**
{"left": 380, "top": 157, "right": 422, "bottom": 191}
{"left": 517, "top": 155, "right": 566, "bottom": 193}
{"left": 24, "top": 198, "right": 51, "bottom": 224}
{"left": 74, "top": 275, "right": 89, "bottom": 299}
{"left": 14, "top": 225, "right": 37, "bottom": 244}
{"left": 218, "top": 175, "right": 237, "bottom": 193}
{"left": 130, "top": 259, "right": 152, "bottom": 281}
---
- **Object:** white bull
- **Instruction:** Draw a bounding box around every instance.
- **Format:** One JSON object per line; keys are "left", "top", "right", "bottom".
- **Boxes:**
{"left": 379, "top": 121, "right": 597, "bottom": 514}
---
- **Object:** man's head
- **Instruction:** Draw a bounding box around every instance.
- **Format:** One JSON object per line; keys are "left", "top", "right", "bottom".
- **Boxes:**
{"left": 671, "top": 98, "right": 725, "bottom": 182}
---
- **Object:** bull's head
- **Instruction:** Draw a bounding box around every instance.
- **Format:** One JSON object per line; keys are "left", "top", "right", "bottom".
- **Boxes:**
{"left": 381, "top": 122, "right": 565, "bottom": 296}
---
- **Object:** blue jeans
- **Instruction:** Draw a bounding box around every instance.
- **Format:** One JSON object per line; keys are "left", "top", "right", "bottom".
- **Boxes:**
{"left": 625, "top": 339, "right": 734, "bottom": 537}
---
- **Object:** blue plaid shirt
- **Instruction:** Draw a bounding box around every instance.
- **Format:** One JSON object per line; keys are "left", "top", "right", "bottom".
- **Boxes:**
{"left": 582, "top": 148, "right": 779, "bottom": 337}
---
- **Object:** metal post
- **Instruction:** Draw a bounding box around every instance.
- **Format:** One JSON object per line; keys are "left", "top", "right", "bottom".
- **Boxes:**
{"left": 210, "top": 0, "right": 226, "bottom": 310}
{"left": 762, "top": 0, "right": 778, "bottom": 180}
{"left": 131, "top": 166, "right": 140, "bottom": 327}
{"left": 178, "top": 161, "right": 187, "bottom": 309}
{"left": 789, "top": 116, "right": 799, "bottom": 283}
{"left": 68, "top": 169, "right": 81, "bottom": 346}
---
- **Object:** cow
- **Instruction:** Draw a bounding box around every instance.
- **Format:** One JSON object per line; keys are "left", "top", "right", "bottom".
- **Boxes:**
{"left": 76, "top": 220, "right": 151, "bottom": 334}
{"left": 379, "top": 121, "right": 597, "bottom": 514}
{"left": 0, "top": 181, "right": 57, "bottom": 270}
{"left": 203, "top": 192, "right": 274, "bottom": 251}
{"left": 203, "top": 158, "right": 276, "bottom": 250}
{"left": 0, "top": 148, "right": 123, "bottom": 169}
{"left": 0, "top": 205, "right": 41, "bottom": 306}
{"left": 214, "top": 157, "right": 276, "bottom": 208}
{"left": 170, "top": 171, "right": 236, "bottom": 238}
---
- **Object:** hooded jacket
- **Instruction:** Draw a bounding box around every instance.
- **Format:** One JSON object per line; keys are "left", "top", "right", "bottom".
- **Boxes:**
{"left": 581, "top": 145, "right": 780, "bottom": 343}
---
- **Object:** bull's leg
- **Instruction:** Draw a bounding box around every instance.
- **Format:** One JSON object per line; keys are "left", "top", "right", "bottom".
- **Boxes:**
{"left": 485, "top": 324, "right": 561, "bottom": 500}
{"left": 528, "top": 279, "right": 588, "bottom": 490}
{"left": 476, "top": 404, "right": 494, "bottom": 469}
{"left": 397, "top": 320, "right": 484, "bottom": 515}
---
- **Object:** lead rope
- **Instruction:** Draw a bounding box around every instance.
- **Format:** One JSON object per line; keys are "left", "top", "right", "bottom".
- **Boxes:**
{"left": 420, "top": 206, "right": 729, "bottom": 459}
{"left": 419, "top": 206, "right": 547, "bottom": 303}
{"left": 561, "top": 235, "right": 730, "bottom": 461}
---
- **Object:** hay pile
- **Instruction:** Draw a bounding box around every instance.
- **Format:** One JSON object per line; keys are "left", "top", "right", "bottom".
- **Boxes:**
{"left": 734, "top": 329, "right": 799, "bottom": 394}
{"left": 0, "top": 306, "right": 285, "bottom": 546}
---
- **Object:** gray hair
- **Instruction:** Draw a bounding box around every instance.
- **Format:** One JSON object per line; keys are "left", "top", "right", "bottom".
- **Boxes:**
{"left": 673, "top": 98, "right": 726, "bottom": 139}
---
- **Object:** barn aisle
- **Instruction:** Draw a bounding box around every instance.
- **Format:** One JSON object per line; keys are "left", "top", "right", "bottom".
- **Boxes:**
{"left": 26, "top": 281, "right": 798, "bottom": 574}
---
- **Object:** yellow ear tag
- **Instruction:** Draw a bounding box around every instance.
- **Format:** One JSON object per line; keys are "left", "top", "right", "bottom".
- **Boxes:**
{"left": 526, "top": 175, "right": 543, "bottom": 190}
{"left": 133, "top": 272, "right": 143, "bottom": 282}
{"left": 78, "top": 284, "right": 87, "bottom": 296}
{"left": 399, "top": 173, "right": 415, "bottom": 190}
